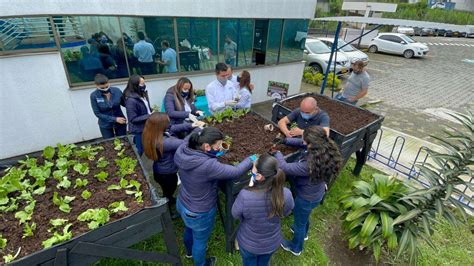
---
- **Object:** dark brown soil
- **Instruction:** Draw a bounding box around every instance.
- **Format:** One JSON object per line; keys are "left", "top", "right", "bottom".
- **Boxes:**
{"left": 282, "top": 95, "right": 380, "bottom": 135}
{"left": 213, "top": 113, "right": 297, "bottom": 163}
{"left": 0, "top": 139, "right": 151, "bottom": 262}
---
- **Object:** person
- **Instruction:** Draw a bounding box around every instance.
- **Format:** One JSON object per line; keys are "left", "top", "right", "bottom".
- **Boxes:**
{"left": 97, "top": 44, "right": 117, "bottom": 79}
{"left": 89, "top": 74, "right": 127, "bottom": 139}
{"left": 159, "top": 40, "right": 178, "bottom": 73}
{"left": 206, "top": 63, "right": 237, "bottom": 114}
{"left": 142, "top": 112, "right": 204, "bottom": 218}
{"left": 226, "top": 64, "right": 240, "bottom": 91}
{"left": 123, "top": 74, "right": 152, "bottom": 156}
{"left": 165, "top": 77, "right": 204, "bottom": 126}
{"left": 273, "top": 126, "right": 342, "bottom": 256}
{"left": 224, "top": 35, "right": 237, "bottom": 67}
{"left": 335, "top": 60, "right": 369, "bottom": 105}
{"left": 234, "top": 70, "right": 253, "bottom": 110}
{"left": 232, "top": 154, "right": 294, "bottom": 266}
{"left": 133, "top": 31, "right": 156, "bottom": 75}
{"left": 277, "top": 97, "right": 330, "bottom": 137}
{"left": 114, "top": 38, "right": 129, "bottom": 78}
{"left": 79, "top": 46, "right": 104, "bottom": 81}
{"left": 174, "top": 127, "right": 255, "bottom": 266}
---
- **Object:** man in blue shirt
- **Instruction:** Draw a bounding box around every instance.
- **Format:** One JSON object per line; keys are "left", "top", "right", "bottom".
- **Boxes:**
{"left": 159, "top": 40, "right": 178, "bottom": 73}
{"left": 133, "top": 31, "right": 156, "bottom": 75}
{"left": 278, "top": 97, "right": 330, "bottom": 137}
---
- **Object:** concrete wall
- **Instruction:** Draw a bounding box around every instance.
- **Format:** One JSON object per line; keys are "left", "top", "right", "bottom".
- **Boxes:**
{"left": 0, "top": 51, "right": 304, "bottom": 158}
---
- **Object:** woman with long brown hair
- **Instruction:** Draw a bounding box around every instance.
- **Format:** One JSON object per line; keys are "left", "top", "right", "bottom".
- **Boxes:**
{"left": 232, "top": 154, "right": 294, "bottom": 265}
{"left": 164, "top": 77, "right": 204, "bottom": 126}
{"left": 235, "top": 70, "right": 253, "bottom": 110}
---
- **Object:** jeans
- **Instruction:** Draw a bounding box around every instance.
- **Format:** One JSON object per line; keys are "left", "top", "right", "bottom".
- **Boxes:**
{"left": 335, "top": 93, "right": 357, "bottom": 105}
{"left": 225, "top": 57, "right": 236, "bottom": 67}
{"left": 99, "top": 124, "right": 127, "bottom": 139}
{"left": 134, "top": 133, "right": 144, "bottom": 156}
{"left": 239, "top": 246, "right": 273, "bottom": 266}
{"left": 176, "top": 198, "right": 216, "bottom": 266}
{"left": 290, "top": 196, "right": 321, "bottom": 252}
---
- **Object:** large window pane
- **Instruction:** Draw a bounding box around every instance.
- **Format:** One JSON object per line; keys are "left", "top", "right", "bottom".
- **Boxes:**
{"left": 280, "top": 19, "right": 309, "bottom": 63}
{"left": 219, "top": 19, "right": 254, "bottom": 67}
{"left": 120, "top": 17, "right": 176, "bottom": 75}
{"left": 0, "top": 17, "right": 56, "bottom": 53}
{"left": 56, "top": 16, "right": 128, "bottom": 84}
{"left": 176, "top": 18, "right": 217, "bottom": 72}
{"left": 266, "top": 19, "right": 283, "bottom": 65}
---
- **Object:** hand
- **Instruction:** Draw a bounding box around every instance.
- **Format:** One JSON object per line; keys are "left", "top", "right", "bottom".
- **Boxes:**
{"left": 116, "top": 117, "right": 127, "bottom": 124}
{"left": 225, "top": 100, "right": 237, "bottom": 106}
{"left": 249, "top": 84, "right": 254, "bottom": 90}
{"left": 192, "top": 121, "right": 206, "bottom": 128}
{"left": 289, "top": 127, "right": 304, "bottom": 137}
{"left": 196, "top": 110, "right": 204, "bottom": 117}
{"left": 249, "top": 154, "right": 258, "bottom": 163}
{"left": 283, "top": 130, "right": 292, "bottom": 138}
{"left": 268, "top": 146, "right": 279, "bottom": 156}
{"left": 188, "top": 113, "right": 198, "bottom": 122}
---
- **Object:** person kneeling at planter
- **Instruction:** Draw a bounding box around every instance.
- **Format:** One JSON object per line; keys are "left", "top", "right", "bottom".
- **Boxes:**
{"left": 165, "top": 77, "right": 204, "bottom": 129}
{"left": 273, "top": 126, "right": 342, "bottom": 256}
{"left": 232, "top": 154, "right": 294, "bottom": 266}
{"left": 277, "top": 97, "right": 330, "bottom": 137}
{"left": 142, "top": 112, "right": 204, "bottom": 218}
{"left": 174, "top": 127, "right": 255, "bottom": 265}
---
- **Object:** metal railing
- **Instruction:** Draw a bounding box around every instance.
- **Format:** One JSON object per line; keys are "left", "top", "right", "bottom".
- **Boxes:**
{"left": 368, "top": 128, "right": 473, "bottom": 211}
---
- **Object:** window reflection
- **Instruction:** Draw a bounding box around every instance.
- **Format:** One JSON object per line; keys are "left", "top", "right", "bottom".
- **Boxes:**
{"left": 219, "top": 19, "right": 254, "bottom": 67}
{"left": 280, "top": 19, "right": 309, "bottom": 63}
{"left": 266, "top": 19, "right": 283, "bottom": 65}
{"left": 0, "top": 17, "right": 56, "bottom": 52}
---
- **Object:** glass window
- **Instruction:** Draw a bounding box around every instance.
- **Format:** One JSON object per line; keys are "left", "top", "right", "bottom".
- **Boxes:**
{"left": 279, "top": 19, "right": 309, "bottom": 63}
{"left": 120, "top": 17, "right": 177, "bottom": 75}
{"left": 337, "top": 40, "right": 355, "bottom": 52}
{"left": 176, "top": 18, "right": 218, "bottom": 72}
{"left": 55, "top": 16, "right": 128, "bottom": 84}
{"left": 306, "top": 40, "right": 330, "bottom": 54}
{"left": 219, "top": 19, "right": 254, "bottom": 67}
{"left": 266, "top": 19, "right": 283, "bottom": 65}
{"left": 0, "top": 17, "right": 56, "bottom": 53}
{"left": 400, "top": 35, "right": 415, "bottom": 43}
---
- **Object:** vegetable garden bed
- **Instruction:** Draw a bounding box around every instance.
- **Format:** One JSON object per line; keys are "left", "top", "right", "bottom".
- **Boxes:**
{"left": 0, "top": 137, "right": 181, "bottom": 265}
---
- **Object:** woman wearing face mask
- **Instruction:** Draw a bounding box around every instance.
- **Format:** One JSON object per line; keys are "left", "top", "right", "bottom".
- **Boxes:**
{"left": 90, "top": 74, "right": 127, "bottom": 139}
{"left": 174, "top": 127, "right": 255, "bottom": 266}
{"left": 234, "top": 70, "right": 253, "bottom": 110}
{"left": 123, "top": 74, "right": 152, "bottom": 156}
{"left": 232, "top": 154, "right": 294, "bottom": 266}
{"left": 165, "top": 77, "right": 204, "bottom": 126}
{"left": 273, "top": 126, "right": 342, "bottom": 256}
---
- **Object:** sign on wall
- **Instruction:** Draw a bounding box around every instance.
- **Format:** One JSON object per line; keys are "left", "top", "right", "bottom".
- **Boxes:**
{"left": 427, "top": 0, "right": 456, "bottom": 10}
{"left": 267, "top": 81, "right": 289, "bottom": 100}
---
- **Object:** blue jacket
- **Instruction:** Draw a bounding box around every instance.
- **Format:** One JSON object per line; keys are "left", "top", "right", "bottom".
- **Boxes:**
{"left": 174, "top": 143, "right": 253, "bottom": 213}
{"left": 152, "top": 123, "right": 194, "bottom": 175}
{"left": 124, "top": 92, "right": 151, "bottom": 134}
{"left": 274, "top": 151, "right": 326, "bottom": 202}
{"left": 90, "top": 87, "right": 125, "bottom": 129}
{"left": 164, "top": 87, "right": 198, "bottom": 125}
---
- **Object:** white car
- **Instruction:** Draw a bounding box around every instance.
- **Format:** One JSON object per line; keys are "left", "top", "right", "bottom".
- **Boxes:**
{"left": 303, "top": 39, "right": 350, "bottom": 75}
{"left": 317, "top": 37, "right": 369, "bottom": 66}
{"left": 395, "top": 27, "right": 415, "bottom": 36}
{"left": 368, "top": 33, "right": 429, "bottom": 58}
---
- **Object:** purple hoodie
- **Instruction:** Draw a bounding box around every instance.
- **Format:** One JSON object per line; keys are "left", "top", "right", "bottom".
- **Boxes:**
{"left": 174, "top": 143, "right": 253, "bottom": 213}
{"left": 232, "top": 187, "right": 294, "bottom": 254}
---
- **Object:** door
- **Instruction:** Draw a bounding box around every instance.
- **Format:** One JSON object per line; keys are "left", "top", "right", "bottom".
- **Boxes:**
{"left": 389, "top": 36, "right": 405, "bottom": 54}
{"left": 253, "top": 20, "right": 269, "bottom": 65}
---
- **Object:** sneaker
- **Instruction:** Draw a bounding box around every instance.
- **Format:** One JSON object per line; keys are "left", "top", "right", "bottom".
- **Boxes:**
{"left": 205, "top": 256, "right": 217, "bottom": 266}
{"left": 185, "top": 251, "right": 192, "bottom": 259}
{"left": 280, "top": 240, "right": 301, "bottom": 256}
{"left": 290, "top": 227, "right": 309, "bottom": 241}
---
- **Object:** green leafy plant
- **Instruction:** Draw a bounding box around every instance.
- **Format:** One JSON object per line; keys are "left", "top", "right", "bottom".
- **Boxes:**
{"left": 42, "top": 223, "right": 73, "bottom": 249}
{"left": 18, "top": 156, "right": 37, "bottom": 169}
{"left": 289, "top": 122, "right": 298, "bottom": 130}
{"left": 96, "top": 157, "right": 109, "bottom": 168}
{"left": 56, "top": 143, "right": 76, "bottom": 159}
{"left": 52, "top": 168, "right": 68, "bottom": 181}
{"left": 115, "top": 157, "right": 137, "bottom": 178}
{"left": 0, "top": 167, "right": 26, "bottom": 205}
{"left": 94, "top": 171, "right": 108, "bottom": 182}
{"left": 205, "top": 116, "right": 214, "bottom": 124}
{"left": 74, "top": 145, "right": 103, "bottom": 161}
{"left": 213, "top": 112, "right": 225, "bottom": 123}
{"left": 0, "top": 234, "right": 6, "bottom": 249}
{"left": 52, "top": 192, "right": 75, "bottom": 213}
{"left": 77, "top": 208, "right": 110, "bottom": 229}
{"left": 32, "top": 186, "right": 46, "bottom": 195}
{"left": 114, "top": 138, "right": 124, "bottom": 151}
{"left": 22, "top": 222, "right": 36, "bottom": 238}
{"left": 124, "top": 179, "right": 143, "bottom": 203}
{"left": 109, "top": 201, "right": 129, "bottom": 213}
{"left": 195, "top": 89, "right": 206, "bottom": 97}
{"left": 56, "top": 176, "right": 72, "bottom": 190}
{"left": 49, "top": 218, "right": 68, "bottom": 229}
{"left": 74, "top": 178, "right": 88, "bottom": 188}
{"left": 3, "top": 252, "right": 20, "bottom": 264}
{"left": 15, "top": 200, "right": 36, "bottom": 224}
{"left": 73, "top": 162, "right": 89, "bottom": 176}
{"left": 42, "top": 146, "right": 56, "bottom": 160}
{"left": 81, "top": 189, "right": 92, "bottom": 200}
{"left": 28, "top": 161, "right": 53, "bottom": 187}
{"left": 107, "top": 184, "right": 122, "bottom": 191}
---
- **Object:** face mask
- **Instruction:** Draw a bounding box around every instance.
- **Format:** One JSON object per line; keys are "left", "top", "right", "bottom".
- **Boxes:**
{"left": 300, "top": 112, "right": 313, "bottom": 120}
{"left": 217, "top": 77, "right": 227, "bottom": 86}
{"left": 98, "top": 86, "right": 110, "bottom": 93}
{"left": 208, "top": 148, "right": 226, "bottom": 157}
{"left": 138, "top": 85, "right": 146, "bottom": 93}
{"left": 181, "top": 91, "right": 189, "bottom": 98}
{"left": 236, "top": 76, "right": 241, "bottom": 83}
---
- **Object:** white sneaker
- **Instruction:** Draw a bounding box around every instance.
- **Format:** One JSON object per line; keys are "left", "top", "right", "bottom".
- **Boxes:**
{"left": 290, "top": 227, "right": 309, "bottom": 241}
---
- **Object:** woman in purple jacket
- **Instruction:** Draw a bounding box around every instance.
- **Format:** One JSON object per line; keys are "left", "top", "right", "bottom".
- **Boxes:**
{"left": 232, "top": 154, "right": 294, "bottom": 266}
{"left": 274, "top": 126, "right": 342, "bottom": 256}
{"left": 164, "top": 77, "right": 204, "bottom": 127}
{"left": 174, "top": 127, "right": 255, "bottom": 266}
{"left": 123, "top": 74, "right": 152, "bottom": 155}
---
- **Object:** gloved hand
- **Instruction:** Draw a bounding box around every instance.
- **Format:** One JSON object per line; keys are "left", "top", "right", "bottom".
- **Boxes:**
{"left": 188, "top": 113, "right": 198, "bottom": 122}
{"left": 249, "top": 154, "right": 258, "bottom": 163}
{"left": 192, "top": 121, "right": 206, "bottom": 128}
{"left": 272, "top": 135, "right": 286, "bottom": 145}
{"left": 225, "top": 100, "right": 237, "bottom": 106}
{"left": 196, "top": 110, "right": 204, "bottom": 117}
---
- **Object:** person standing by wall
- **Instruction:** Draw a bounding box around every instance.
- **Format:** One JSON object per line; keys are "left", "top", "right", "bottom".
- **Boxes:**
{"left": 206, "top": 63, "right": 237, "bottom": 114}
{"left": 158, "top": 40, "right": 178, "bottom": 73}
{"left": 224, "top": 35, "right": 237, "bottom": 67}
{"left": 89, "top": 74, "right": 127, "bottom": 139}
{"left": 335, "top": 60, "right": 369, "bottom": 105}
{"left": 133, "top": 31, "right": 156, "bottom": 75}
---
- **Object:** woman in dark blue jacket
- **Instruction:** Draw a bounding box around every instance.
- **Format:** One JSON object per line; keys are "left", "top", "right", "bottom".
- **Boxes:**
{"left": 89, "top": 74, "right": 127, "bottom": 138}
{"left": 174, "top": 127, "right": 255, "bottom": 266}
{"left": 123, "top": 74, "right": 152, "bottom": 155}
{"left": 165, "top": 77, "right": 204, "bottom": 126}
{"left": 274, "top": 126, "right": 342, "bottom": 256}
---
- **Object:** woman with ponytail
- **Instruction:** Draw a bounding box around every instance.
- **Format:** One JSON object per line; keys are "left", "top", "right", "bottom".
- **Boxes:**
{"left": 274, "top": 126, "right": 342, "bottom": 256}
{"left": 232, "top": 154, "right": 294, "bottom": 266}
{"left": 174, "top": 127, "right": 255, "bottom": 266}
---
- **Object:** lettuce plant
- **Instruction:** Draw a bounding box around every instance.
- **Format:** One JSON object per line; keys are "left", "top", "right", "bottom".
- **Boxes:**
{"left": 52, "top": 192, "right": 75, "bottom": 213}
{"left": 74, "top": 178, "right": 88, "bottom": 189}
{"left": 81, "top": 190, "right": 92, "bottom": 200}
{"left": 42, "top": 223, "right": 73, "bottom": 249}
{"left": 77, "top": 208, "right": 110, "bottom": 229}
{"left": 109, "top": 201, "right": 128, "bottom": 213}
{"left": 96, "top": 157, "right": 109, "bottom": 168}
{"left": 73, "top": 162, "right": 89, "bottom": 176}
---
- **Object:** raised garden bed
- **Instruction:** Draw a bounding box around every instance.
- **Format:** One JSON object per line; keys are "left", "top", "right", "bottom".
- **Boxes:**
{"left": 272, "top": 92, "right": 384, "bottom": 176}
{"left": 0, "top": 137, "right": 181, "bottom": 265}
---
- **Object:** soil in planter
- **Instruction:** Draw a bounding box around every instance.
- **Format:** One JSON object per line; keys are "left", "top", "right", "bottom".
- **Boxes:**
{"left": 282, "top": 95, "right": 379, "bottom": 135}
{"left": 0, "top": 139, "right": 152, "bottom": 262}
{"left": 212, "top": 113, "right": 298, "bottom": 164}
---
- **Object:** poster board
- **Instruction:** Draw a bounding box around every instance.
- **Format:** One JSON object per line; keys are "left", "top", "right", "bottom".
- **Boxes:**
{"left": 267, "top": 81, "right": 289, "bottom": 100}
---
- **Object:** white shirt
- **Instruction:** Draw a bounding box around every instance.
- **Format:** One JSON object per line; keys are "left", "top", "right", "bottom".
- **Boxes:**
{"left": 184, "top": 99, "right": 192, "bottom": 112}
{"left": 140, "top": 97, "right": 152, "bottom": 114}
{"left": 206, "top": 79, "right": 236, "bottom": 113}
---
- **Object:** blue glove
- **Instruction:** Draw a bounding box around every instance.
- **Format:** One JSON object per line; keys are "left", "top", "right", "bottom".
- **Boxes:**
{"left": 249, "top": 154, "right": 258, "bottom": 163}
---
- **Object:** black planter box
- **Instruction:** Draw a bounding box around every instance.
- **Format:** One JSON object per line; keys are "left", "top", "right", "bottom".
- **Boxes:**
{"left": 2, "top": 136, "right": 182, "bottom": 266}
{"left": 271, "top": 92, "right": 384, "bottom": 176}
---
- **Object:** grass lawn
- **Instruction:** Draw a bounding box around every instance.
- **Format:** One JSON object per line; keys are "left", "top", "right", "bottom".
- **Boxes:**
{"left": 98, "top": 159, "right": 474, "bottom": 265}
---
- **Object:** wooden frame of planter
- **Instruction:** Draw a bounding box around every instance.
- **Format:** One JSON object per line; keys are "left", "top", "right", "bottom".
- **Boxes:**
{"left": 3, "top": 136, "right": 182, "bottom": 266}
{"left": 271, "top": 92, "right": 384, "bottom": 177}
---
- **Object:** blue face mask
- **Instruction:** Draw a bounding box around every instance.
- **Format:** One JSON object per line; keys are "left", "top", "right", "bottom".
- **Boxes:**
{"left": 208, "top": 148, "right": 226, "bottom": 157}
{"left": 181, "top": 91, "right": 189, "bottom": 98}
{"left": 300, "top": 112, "right": 313, "bottom": 120}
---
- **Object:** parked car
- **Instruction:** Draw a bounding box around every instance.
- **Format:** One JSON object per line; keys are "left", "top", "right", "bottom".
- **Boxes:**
{"left": 317, "top": 37, "right": 369, "bottom": 66}
{"left": 395, "top": 26, "right": 415, "bottom": 36}
{"left": 435, "top": 28, "right": 446, "bottom": 37}
{"left": 414, "top": 27, "right": 435, "bottom": 36}
{"left": 368, "top": 33, "right": 429, "bottom": 59}
{"left": 304, "top": 39, "right": 350, "bottom": 76}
